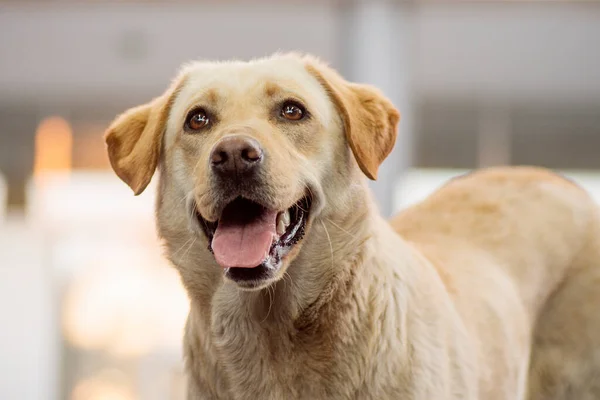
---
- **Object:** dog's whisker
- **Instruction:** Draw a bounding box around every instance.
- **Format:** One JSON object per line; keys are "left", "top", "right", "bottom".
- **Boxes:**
{"left": 181, "top": 237, "right": 197, "bottom": 263}
{"left": 261, "top": 285, "right": 274, "bottom": 323}
{"left": 180, "top": 190, "right": 194, "bottom": 206}
{"left": 285, "top": 271, "right": 298, "bottom": 295}
{"left": 284, "top": 271, "right": 293, "bottom": 288}
{"left": 172, "top": 236, "right": 196, "bottom": 259}
{"left": 281, "top": 271, "right": 289, "bottom": 292}
{"left": 320, "top": 219, "right": 335, "bottom": 271}
{"left": 296, "top": 204, "right": 309, "bottom": 213}
{"left": 325, "top": 218, "right": 358, "bottom": 240}
{"left": 304, "top": 184, "right": 315, "bottom": 201}
{"left": 187, "top": 195, "right": 197, "bottom": 221}
{"left": 281, "top": 270, "right": 292, "bottom": 294}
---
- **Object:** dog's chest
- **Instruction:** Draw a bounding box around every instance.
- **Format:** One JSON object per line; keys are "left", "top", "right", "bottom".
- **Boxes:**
{"left": 208, "top": 313, "right": 340, "bottom": 400}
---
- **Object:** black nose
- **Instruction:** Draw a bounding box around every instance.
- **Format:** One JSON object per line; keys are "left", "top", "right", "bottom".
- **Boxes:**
{"left": 210, "top": 135, "right": 264, "bottom": 177}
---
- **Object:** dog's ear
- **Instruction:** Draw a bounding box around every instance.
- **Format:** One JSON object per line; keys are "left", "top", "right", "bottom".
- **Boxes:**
{"left": 305, "top": 60, "right": 400, "bottom": 180}
{"left": 104, "top": 78, "right": 184, "bottom": 195}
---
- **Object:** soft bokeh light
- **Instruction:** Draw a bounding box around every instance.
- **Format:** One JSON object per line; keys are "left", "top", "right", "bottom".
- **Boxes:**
{"left": 71, "top": 369, "right": 134, "bottom": 400}
{"left": 34, "top": 117, "right": 73, "bottom": 175}
{"left": 63, "top": 258, "right": 189, "bottom": 358}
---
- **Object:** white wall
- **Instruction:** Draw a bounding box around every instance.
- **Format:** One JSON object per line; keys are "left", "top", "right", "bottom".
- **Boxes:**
{"left": 415, "top": 2, "right": 600, "bottom": 103}
{"left": 0, "top": 2, "right": 338, "bottom": 105}
{"left": 1, "top": 2, "right": 599, "bottom": 105}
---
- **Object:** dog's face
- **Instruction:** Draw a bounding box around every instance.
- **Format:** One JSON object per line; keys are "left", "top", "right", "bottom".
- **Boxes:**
{"left": 105, "top": 54, "right": 399, "bottom": 291}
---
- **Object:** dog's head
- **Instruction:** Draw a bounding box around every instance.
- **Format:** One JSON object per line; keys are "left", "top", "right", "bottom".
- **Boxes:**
{"left": 105, "top": 53, "right": 399, "bottom": 291}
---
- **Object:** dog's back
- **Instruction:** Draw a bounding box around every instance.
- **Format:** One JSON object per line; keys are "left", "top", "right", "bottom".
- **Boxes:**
{"left": 391, "top": 166, "right": 600, "bottom": 399}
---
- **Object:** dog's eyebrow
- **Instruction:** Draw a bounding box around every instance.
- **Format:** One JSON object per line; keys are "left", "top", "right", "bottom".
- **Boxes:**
{"left": 205, "top": 88, "right": 220, "bottom": 104}
{"left": 264, "top": 82, "right": 282, "bottom": 98}
{"left": 263, "top": 82, "right": 310, "bottom": 107}
{"left": 183, "top": 88, "right": 221, "bottom": 114}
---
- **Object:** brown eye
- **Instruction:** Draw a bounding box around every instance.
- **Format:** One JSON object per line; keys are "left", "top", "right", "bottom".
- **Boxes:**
{"left": 281, "top": 102, "right": 305, "bottom": 121}
{"left": 186, "top": 109, "right": 210, "bottom": 131}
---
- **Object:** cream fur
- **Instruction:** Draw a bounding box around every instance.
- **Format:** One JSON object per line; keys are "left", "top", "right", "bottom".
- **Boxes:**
{"left": 104, "top": 53, "right": 600, "bottom": 400}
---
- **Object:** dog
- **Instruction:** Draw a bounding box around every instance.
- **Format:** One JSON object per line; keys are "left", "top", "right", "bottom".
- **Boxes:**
{"left": 104, "top": 53, "right": 600, "bottom": 399}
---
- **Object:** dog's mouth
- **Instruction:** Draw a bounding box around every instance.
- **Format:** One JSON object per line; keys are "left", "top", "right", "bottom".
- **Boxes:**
{"left": 195, "top": 194, "right": 312, "bottom": 288}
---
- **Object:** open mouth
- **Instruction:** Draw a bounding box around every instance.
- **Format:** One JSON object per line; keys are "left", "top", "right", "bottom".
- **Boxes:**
{"left": 195, "top": 195, "right": 312, "bottom": 287}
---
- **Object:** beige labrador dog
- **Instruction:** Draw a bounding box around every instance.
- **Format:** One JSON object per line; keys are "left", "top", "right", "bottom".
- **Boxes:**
{"left": 104, "top": 53, "right": 600, "bottom": 400}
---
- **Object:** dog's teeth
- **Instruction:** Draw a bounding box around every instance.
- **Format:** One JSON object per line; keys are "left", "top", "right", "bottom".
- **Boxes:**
{"left": 282, "top": 210, "right": 290, "bottom": 227}
{"left": 277, "top": 219, "right": 286, "bottom": 236}
{"left": 276, "top": 210, "right": 291, "bottom": 236}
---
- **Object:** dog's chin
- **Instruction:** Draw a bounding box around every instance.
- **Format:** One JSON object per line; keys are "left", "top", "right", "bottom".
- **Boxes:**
{"left": 224, "top": 262, "right": 288, "bottom": 291}
{"left": 192, "top": 193, "right": 313, "bottom": 291}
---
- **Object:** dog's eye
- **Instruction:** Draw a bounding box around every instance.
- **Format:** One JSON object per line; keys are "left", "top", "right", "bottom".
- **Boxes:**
{"left": 185, "top": 109, "right": 210, "bottom": 131}
{"left": 281, "top": 102, "right": 305, "bottom": 121}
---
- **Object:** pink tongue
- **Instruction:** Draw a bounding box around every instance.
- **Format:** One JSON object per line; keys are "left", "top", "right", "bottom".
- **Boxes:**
{"left": 212, "top": 210, "right": 278, "bottom": 269}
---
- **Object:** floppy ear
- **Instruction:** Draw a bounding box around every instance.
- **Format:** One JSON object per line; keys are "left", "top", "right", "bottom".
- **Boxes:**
{"left": 104, "top": 80, "right": 183, "bottom": 195}
{"left": 305, "top": 61, "right": 400, "bottom": 180}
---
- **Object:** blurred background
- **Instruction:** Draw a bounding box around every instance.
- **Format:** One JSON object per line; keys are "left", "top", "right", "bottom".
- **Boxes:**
{"left": 1, "top": 1, "right": 600, "bottom": 399}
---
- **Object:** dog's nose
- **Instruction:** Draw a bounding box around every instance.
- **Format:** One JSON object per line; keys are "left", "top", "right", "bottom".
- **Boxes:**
{"left": 210, "top": 135, "right": 264, "bottom": 177}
